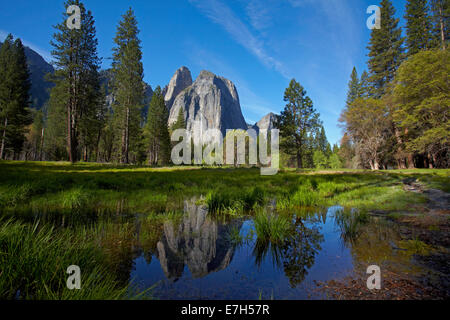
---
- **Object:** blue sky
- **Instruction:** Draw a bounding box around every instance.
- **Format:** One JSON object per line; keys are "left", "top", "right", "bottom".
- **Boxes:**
{"left": 0, "top": 0, "right": 407, "bottom": 145}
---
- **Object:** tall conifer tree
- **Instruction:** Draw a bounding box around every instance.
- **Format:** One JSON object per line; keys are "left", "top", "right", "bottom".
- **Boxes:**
{"left": 49, "top": 0, "right": 101, "bottom": 163}
{"left": 359, "top": 71, "right": 370, "bottom": 98}
{"left": 277, "top": 79, "right": 321, "bottom": 168}
{"left": 367, "top": 0, "right": 404, "bottom": 97}
{"left": 111, "top": 8, "right": 145, "bottom": 164}
{"left": 405, "top": 0, "right": 433, "bottom": 55}
{"left": 430, "top": 0, "right": 449, "bottom": 49}
{"left": 0, "top": 35, "right": 32, "bottom": 159}
{"left": 345, "top": 67, "right": 361, "bottom": 109}
{"left": 144, "top": 86, "right": 171, "bottom": 165}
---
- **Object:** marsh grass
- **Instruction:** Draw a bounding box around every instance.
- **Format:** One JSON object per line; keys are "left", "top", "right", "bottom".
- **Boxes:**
{"left": 253, "top": 211, "right": 291, "bottom": 244}
{"left": 0, "top": 162, "right": 448, "bottom": 299}
{"left": 334, "top": 209, "right": 370, "bottom": 244}
{"left": 206, "top": 186, "right": 265, "bottom": 214}
{"left": 61, "top": 188, "right": 90, "bottom": 210}
{"left": 1, "top": 162, "right": 446, "bottom": 216}
{"left": 276, "top": 182, "right": 320, "bottom": 209}
{"left": 399, "top": 238, "right": 433, "bottom": 255}
{"left": 226, "top": 226, "right": 244, "bottom": 246}
{"left": 0, "top": 184, "right": 33, "bottom": 207}
{"left": 0, "top": 219, "right": 133, "bottom": 300}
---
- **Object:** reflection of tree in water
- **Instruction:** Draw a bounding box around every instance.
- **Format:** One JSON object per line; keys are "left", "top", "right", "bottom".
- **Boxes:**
{"left": 253, "top": 216, "right": 324, "bottom": 288}
{"left": 333, "top": 209, "right": 422, "bottom": 275}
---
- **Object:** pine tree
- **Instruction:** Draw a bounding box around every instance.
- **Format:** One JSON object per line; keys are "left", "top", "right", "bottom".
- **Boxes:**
{"left": 170, "top": 107, "right": 186, "bottom": 133}
{"left": 430, "top": 0, "right": 449, "bottom": 49}
{"left": 277, "top": 79, "right": 321, "bottom": 168}
{"left": 367, "top": 0, "right": 404, "bottom": 97}
{"left": 78, "top": 7, "right": 103, "bottom": 162}
{"left": 49, "top": 0, "right": 101, "bottom": 163}
{"left": 45, "top": 75, "right": 69, "bottom": 160}
{"left": 359, "top": 71, "right": 370, "bottom": 97}
{"left": 345, "top": 67, "right": 361, "bottom": 108}
{"left": 144, "top": 86, "right": 171, "bottom": 165}
{"left": 9, "top": 39, "right": 32, "bottom": 157}
{"left": 111, "top": 8, "right": 145, "bottom": 164}
{"left": 0, "top": 35, "right": 14, "bottom": 159}
{"left": 0, "top": 35, "right": 32, "bottom": 159}
{"left": 405, "top": 0, "right": 433, "bottom": 55}
{"left": 317, "top": 126, "right": 329, "bottom": 155}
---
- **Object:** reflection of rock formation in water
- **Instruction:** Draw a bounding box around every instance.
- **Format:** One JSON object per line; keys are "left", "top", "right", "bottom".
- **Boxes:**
{"left": 156, "top": 200, "right": 242, "bottom": 280}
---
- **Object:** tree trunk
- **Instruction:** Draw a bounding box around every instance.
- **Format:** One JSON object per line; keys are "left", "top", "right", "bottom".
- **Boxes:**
{"left": 39, "top": 128, "right": 44, "bottom": 161}
{"left": 407, "top": 153, "right": 415, "bottom": 169}
{"left": 432, "top": 153, "right": 438, "bottom": 168}
{"left": 370, "top": 157, "right": 380, "bottom": 171}
{"left": 95, "top": 129, "right": 101, "bottom": 162}
{"left": 121, "top": 107, "right": 130, "bottom": 164}
{"left": 374, "top": 159, "right": 380, "bottom": 170}
{"left": 0, "top": 117, "right": 8, "bottom": 160}
{"left": 296, "top": 150, "right": 302, "bottom": 169}
{"left": 397, "top": 159, "right": 406, "bottom": 169}
{"left": 394, "top": 127, "right": 407, "bottom": 169}
{"left": 67, "top": 47, "right": 78, "bottom": 164}
{"left": 439, "top": 5, "right": 446, "bottom": 50}
{"left": 428, "top": 153, "right": 434, "bottom": 169}
{"left": 67, "top": 102, "right": 73, "bottom": 163}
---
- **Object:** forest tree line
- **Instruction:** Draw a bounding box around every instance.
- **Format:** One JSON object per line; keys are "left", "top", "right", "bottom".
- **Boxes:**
{"left": 339, "top": 0, "right": 449, "bottom": 169}
{"left": 0, "top": 0, "right": 448, "bottom": 170}
{"left": 0, "top": 1, "right": 176, "bottom": 165}
{"left": 0, "top": 0, "right": 337, "bottom": 168}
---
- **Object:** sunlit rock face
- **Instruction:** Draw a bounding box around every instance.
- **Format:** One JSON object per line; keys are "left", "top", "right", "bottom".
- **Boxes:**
{"left": 156, "top": 200, "right": 241, "bottom": 280}
{"left": 167, "top": 70, "right": 248, "bottom": 139}
{"left": 252, "top": 112, "right": 277, "bottom": 134}
{"left": 164, "top": 66, "right": 193, "bottom": 111}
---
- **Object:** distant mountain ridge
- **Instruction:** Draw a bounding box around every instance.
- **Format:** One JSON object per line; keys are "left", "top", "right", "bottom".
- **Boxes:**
{"left": 0, "top": 41, "right": 55, "bottom": 110}
{"left": 0, "top": 43, "right": 276, "bottom": 131}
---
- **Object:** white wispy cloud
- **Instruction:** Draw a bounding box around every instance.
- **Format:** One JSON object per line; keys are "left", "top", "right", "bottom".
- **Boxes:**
{"left": 189, "top": 0, "right": 290, "bottom": 79}
{"left": 245, "top": 0, "right": 273, "bottom": 32}
{"left": 288, "top": 0, "right": 360, "bottom": 70}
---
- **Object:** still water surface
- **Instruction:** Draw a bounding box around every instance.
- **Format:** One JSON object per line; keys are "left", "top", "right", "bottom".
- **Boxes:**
{"left": 123, "top": 201, "right": 418, "bottom": 299}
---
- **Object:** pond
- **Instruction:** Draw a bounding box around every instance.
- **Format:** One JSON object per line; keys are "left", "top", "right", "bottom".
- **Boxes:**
{"left": 107, "top": 200, "right": 428, "bottom": 300}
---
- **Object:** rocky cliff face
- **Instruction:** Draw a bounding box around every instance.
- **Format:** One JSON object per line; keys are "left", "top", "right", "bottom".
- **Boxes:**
{"left": 156, "top": 199, "right": 241, "bottom": 280}
{"left": 168, "top": 69, "right": 248, "bottom": 139}
{"left": 252, "top": 112, "right": 277, "bottom": 133}
{"left": 164, "top": 66, "right": 192, "bottom": 111}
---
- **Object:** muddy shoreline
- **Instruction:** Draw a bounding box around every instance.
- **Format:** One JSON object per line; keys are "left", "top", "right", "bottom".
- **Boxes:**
{"left": 315, "top": 179, "right": 450, "bottom": 300}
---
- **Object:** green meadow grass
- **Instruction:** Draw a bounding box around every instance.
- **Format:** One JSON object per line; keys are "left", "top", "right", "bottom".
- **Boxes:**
{"left": 0, "top": 220, "right": 134, "bottom": 300}
{"left": 0, "top": 161, "right": 448, "bottom": 299}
